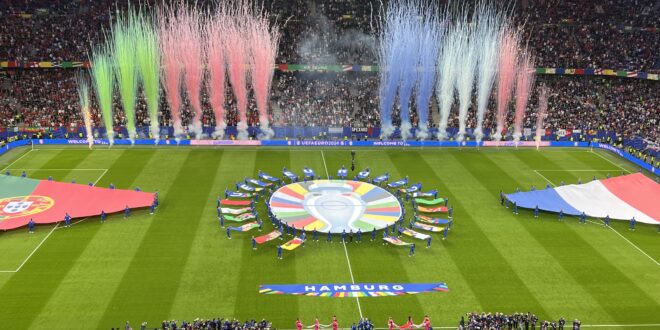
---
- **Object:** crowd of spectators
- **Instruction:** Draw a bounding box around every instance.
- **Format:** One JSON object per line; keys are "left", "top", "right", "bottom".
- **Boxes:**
{"left": 0, "top": 1, "right": 658, "bottom": 149}
{"left": 459, "top": 312, "right": 579, "bottom": 330}
{"left": 1, "top": 0, "right": 658, "bottom": 72}
{"left": 117, "top": 318, "right": 271, "bottom": 330}
{"left": 1, "top": 69, "right": 658, "bottom": 145}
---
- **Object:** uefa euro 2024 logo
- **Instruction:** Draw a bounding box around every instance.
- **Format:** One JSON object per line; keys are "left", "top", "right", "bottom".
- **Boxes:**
{"left": 270, "top": 180, "right": 402, "bottom": 234}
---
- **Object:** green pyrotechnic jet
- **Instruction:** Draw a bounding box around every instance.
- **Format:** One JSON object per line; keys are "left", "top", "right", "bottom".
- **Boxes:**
{"left": 135, "top": 12, "right": 161, "bottom": 143}
{"left": 90, "top": 46, "right": 115, "bottom": 145}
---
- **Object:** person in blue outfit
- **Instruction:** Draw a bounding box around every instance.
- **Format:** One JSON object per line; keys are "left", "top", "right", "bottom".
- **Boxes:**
{"left": 252, "top": 236, "right": 257, "bottom": 250}
{"left": 258, "top": 219, "right": 263, "bottom": 231}
{"left": 150, "top": 202, "right": 155, "bottom": 215}
{"left": 443, "top": 226, "right": 448, "bottom": 240}
{"left": 513, "top": 203, "right": 518, "bottom": 215}
{"left": 371, "top": 228, "right": 376, "bottom": 241}
{"left": 28, "top": 218, "right": 35, "bottom": 233}
{"left": 356, "top": 229, "right": 362, "bottom": 243}
{"left": 580, "top": 212, "right": 586, "bottom": 224}
{"left": 277, "top": 245, "right": 283, "bottom": 259}
{"left": 341, "top": 229, "right": 347, "bottom": 242}
{"left": 448, "top": 207, "right": 453, "bottom": 218}
{"left": 64, "top": 213, "right": 71, "bottom": 227}
{"left": 124, "top": 205, "right": 130, "bottom": 218}
{"left": 534, "top": 205, "right": 539, "bottom": 218}
{"left": 629, "top": 217, "right": 636, "bottom": 231}
{"left": 226, "top": 227, "right": 231, "bottom": 239}
{"left": 409, "top": 243, "right": 415, "bottom": 256}
{"left": 604, "top": 215, "right": 610, "bottom": 227}
{"left": 426, "top": 236, "right": 432, "bottom": 248}
{"left": 559, "top": 210, "right": 564, "bottom": 221}
{"left": 382, "top": 230, "right": 387, "bottom": 244}
{"left": 327, "top": 231, "right": 333, "bottom": 243}
{"left": 313, "top": 228, "right": 318, "bottom": 241}
{"left": 101, "top": 211, "right": 106, "bottom": 223}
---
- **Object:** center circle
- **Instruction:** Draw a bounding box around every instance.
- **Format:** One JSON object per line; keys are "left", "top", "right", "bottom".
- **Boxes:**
{"left": 269, "top": 180, "right": 403, "bottom": 234}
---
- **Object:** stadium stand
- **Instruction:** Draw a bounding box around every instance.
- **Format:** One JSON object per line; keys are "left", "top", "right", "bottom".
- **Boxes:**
{"left": 0, "top": 0, "right": 658, "bottom": 161}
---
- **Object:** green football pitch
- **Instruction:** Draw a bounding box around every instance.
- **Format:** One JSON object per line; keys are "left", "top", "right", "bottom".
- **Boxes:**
{"left": 0, "top": 146, "right": 658, "bottom": 330}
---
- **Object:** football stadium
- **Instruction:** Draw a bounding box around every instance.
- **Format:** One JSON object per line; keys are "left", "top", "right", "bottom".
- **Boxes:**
{"left": 0, "top": 1, "right": 659, "bottom": 330}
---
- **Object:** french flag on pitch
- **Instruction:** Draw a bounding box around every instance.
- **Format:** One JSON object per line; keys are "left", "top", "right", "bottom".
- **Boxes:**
{"left": 506, "top": 173, "right": 659, "bottom": 224}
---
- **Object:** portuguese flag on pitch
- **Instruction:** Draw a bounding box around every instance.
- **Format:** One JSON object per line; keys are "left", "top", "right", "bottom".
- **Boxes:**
{"left": 0, "top": 176, "right": 154, "bottom": 231}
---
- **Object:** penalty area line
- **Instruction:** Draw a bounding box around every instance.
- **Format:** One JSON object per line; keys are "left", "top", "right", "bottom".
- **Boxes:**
{"left": 532, "top": 170, "right": 659, "bottom": 267}
{"left": 589, "top": 150, "right": 632, "bottom": 174}
{"left": 1, "top": 148, "right": 34, "bottom": 172}
{"left": 4, "top": 223, "right": 60, "bottom": 273}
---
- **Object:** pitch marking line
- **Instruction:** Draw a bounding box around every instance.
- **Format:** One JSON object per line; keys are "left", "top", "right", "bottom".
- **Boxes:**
{"left": 321, "top": 150, "right": 329, "bottom": 179}
{"left": 320, "top": 150, "right": 363, "bottom": 317}
{"left": 342, "top": 241, "right": 364, "bottom": 318}
{"left": 535, "top": 169, "right": 621, "bottom": 172}
{"left": 589, "top": 150, "right": 632, "bottom": 173}
{"left": 532, "top": 171, "right": 659, "bottom": 267}
{"left": 1, "top": 148, "right": 34, "bottom": 172}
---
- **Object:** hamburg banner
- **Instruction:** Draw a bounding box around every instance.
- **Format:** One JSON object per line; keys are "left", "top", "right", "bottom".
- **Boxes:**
{"left": 0, "top": 175, "right": 154, "bottom": 230}
{"left": 258, "top": 283, "right": 448, "bottom": 297}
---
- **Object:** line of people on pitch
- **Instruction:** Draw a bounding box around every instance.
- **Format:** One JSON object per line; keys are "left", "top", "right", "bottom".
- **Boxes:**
{"left": 295, "top": 316, "right": 431, "bottom": 330}
{"left": 27, "top": 191, "right": 159, "bottom": 233}
{"left": 460, "top": 312, "right": 580, "bottom": 330}
{"left": 118, "top": 317, "right": 271, "bottom": 330}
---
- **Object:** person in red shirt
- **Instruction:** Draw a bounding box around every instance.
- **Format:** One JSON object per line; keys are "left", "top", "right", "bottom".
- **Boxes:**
{"left": 332, "top": 316, "right": 338, "bottom": 330}
{"left": 296, "top": 318, "right": 303, "bottom": 330}
{"left": 388, "top": 317, "right": 397, "bottom": 330}
{"left": 400, "top": 316, "right": 413, "bottom": 330}
{"left": 422, "top": 315, "right": 431, "bottom": 330}
{"left": 313, "top": 317, "right": 320, "bottom": 330}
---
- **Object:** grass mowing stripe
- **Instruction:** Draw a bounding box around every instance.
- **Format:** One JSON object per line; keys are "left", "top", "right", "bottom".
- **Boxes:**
{"left": 29, "top": 149, "right": 188, "bottom": 329}
{"left": 0, "top": 149, "right": 155, "bottom": 329}
{"left": 290, "top": 150, "right": 361, "bottom": 324}
{"left": 409, "top": 150, "right": 549, "bottom": 318}
{"left": 479, "top": 151, "right": 660, "bottom": 323}
{"left": 168, "top": 149, "right": 257, "bottom": 319}
{"left": 383, "top": 151, "right": 485, "bottom": 323}
{"left": 232, "top": 150, "right": 300, "bottom": 326}
{"left": 333, "top": 150, "right": 424, "bottom": 322}
{"left": 97, "top": 149, "right": 224, "bottom": 327}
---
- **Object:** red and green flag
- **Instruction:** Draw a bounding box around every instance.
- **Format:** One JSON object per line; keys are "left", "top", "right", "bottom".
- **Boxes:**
{"left": 0, "top": 175, "right": 154, "bottom": 230}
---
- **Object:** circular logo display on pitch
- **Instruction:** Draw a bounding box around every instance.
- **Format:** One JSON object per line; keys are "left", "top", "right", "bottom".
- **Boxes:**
{"left": 269, "top": 180, "right": 402, "bottom": 233}
{"left": 0, "top": 196, "right": 54, "bottom": 219}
